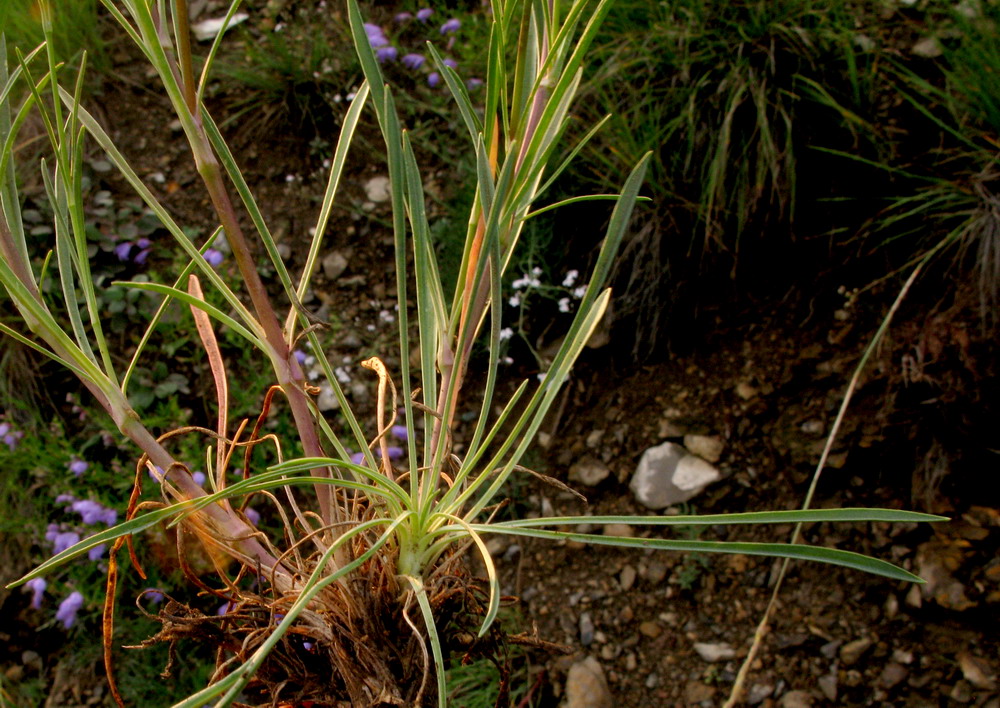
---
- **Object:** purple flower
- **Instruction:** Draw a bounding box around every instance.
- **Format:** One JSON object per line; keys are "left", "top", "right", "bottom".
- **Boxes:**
{"left": 428, "top": 72, "right": 441, "bottom": 87}
{"left": 204, "top": 248, "right": 224, "bottom": 267}
{"left": 293, "top": 349, "right": 308, "bottom": 365}
{"left": 443, "top": 58, "right": 458, "bottom": 70}
{"left": 114, "top": 242, "right": 132, "bottom": 261}
{"left": 68, "top": 458, "right": 88, "bottom": 476}
{"left": 244, "top": 507, "right": 260, "bottom": 526}
{"left": 26, "top": 577, "right": 46, "bottom": 609}
{"left": 0, "top": 420, "right": 24, "bottom": 449}
{"left": 136, "top": 238, "right": 151, "bottom": 249}
{"left": 71, "top": 500, "right": 104, "bottom": 524}
{"left": 55, "top": 493, "right": 76, "bottom": 505}
{"left": 394, "top": 11, "right": 412, "bottom": 22}
{"left": 133, "top": 246, "right": 151, "bottom": 265}
{"left": 148, "top": 465, "right": 165, "bottom": 482}
{"left": 143, "top": 589, "right": 164, "bottom": 604}
{"left": 55, "top": 591, "right": 84, "bottom": 629}
{"left": 192, "top": 471, "right": 206, "bottom": 486}
{"left": 390, "top": 424, "right": 408, "bottom": 441}
{"left": 88, "top": 543, "right": 106, "bottom": 561}
{"left": 467, "top": 78, "right": 483, "bottom": 90}
{"left": 385, "top": 446, "right": 404, "bottom": 460}
{"left": 440, "top": 18, "right": 461, "bottom": 34}
{"left": 364, "top": 23, "right": 388, "bottom": 48}
{"left": 52, "top": 530, "right": 81, "bottom": 554}
{"left": 217, "top": 601, "right": 234, "bottom": 615}
{"left": 416, "top": 8, "right": 433, "bottom": 22}
{"left": 376, "top": 46, "right": 398, "bottom": 63}
{"left": 349, "top": 451, "right": 366, "bottom": 465}
{"left": 402, "top": 53, "right": 425, "bottom": 70}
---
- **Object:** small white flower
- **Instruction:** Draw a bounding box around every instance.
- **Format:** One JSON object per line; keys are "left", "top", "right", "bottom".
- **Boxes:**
{"left": 346, "top": 92, "right": 357, "bottom": 101}
{"left": 531, "top": 266, "right": 542, "bottom": 277}
{"left": 512, "top": 277, "right": 528, "bottom": 290}
{"left": 285, "top": 174, "right": 296, "bottom": 183}
{"left": 536, "top": 371, "right": 547, "bottom": 382}
{"left": 499, "top": 327, "right": 514, "bottom": 341}
{"left": 509, "top": 294, "right": 521, "bottom": 307}
{"left": 379, "top": 309, "right": 395, "bottom": 323}
{"left": 335, "top": 366, "right": 351, "bottom": 384}
{"left": 572, "top": 286, "right": 586, "bottom": 299}
{"left": 562, "top": 269, "right": 578, "bottom": 287}
{"left": 558, "top": 297, "right": 571, "bottom": 313}
{"left": 502, "top": 356, "right": 513, "bottom": 364}
{"left": 366, "top": 323, "right": 376, "bottom": 331}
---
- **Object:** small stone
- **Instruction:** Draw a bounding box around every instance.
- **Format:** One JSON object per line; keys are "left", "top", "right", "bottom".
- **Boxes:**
{"left": 684, "top": 681, "right": 716, "bottom": 704}
{"left": 316, "top": 382, "right": 340, "bottom": 412}
{"left": 735, "top": 382, "right": 757, "bottom": 400}
{"left": 747, "top": 683, "right": 774, "bottom": 705}
{"left": 839, "top": 637, "right": 873, "bottom": 666}
{"left": 693, "top": 642, "right": 735, "bottom": 662}
{"left": 629, "top": 442, "right": 721, "bottom": 509}
{"left": 599, "top": 645, "right": 615, "bottom": 661}
{"left": 625, "top": 653, "right": 637, "bottom": 671}
{"left": 658, "top": 418, "right": 685, "bottom": 438}
{"left": 818, "top": 674, "right": 837, "bottom": 701}
{"left": 579, "top": 612, "right": 595, "bottom": 647}
{"left": 564, "top": 656, "right": 612, "bottom": 708}
{"left": 4, "top": 665, "right": 24, "bottom": 682}
{"left": 645, "top": 561, "right": 668, "bottom": 585}
{"left": 603, "top": 523, "right": 634, "bottom": 538}
{"left": 276, "top": 242, "right": 292, "bottom": 260}
{"left": 958, "top": 652, "right": 997, "bottom": 690}
{"left": 619, "top": 565, "right": 637, "bottom": 591}
{"left": 683, "top": 434, "right": 724, "bottom": 463}
{"left": 878, "top": 662, "right": 908, "bottom": 689}
{"left": 585, "top": 429, "right": 605, "bottom": 448}
{"left": 779, "top": 690, "right": 814, "bottom": 708}
{"left": 569, "top": 457, "right": 611, "bottom": 487}
{"left": 911, "top": 36, "right": 943, "bottom": 58}
{"left": 644, "top": 673, "right": 659, "bottom": 689}
{"left": 322, "top": 250, "right": 349, "bottom": 280}
{"left": 364, "top": 175, "right": 391, "bottom": 202}
{"left": 950, "top": 679, "right": 973, "bottom": 703}
{"left": 639, "top": 621, "right": 662, "bottom": 638}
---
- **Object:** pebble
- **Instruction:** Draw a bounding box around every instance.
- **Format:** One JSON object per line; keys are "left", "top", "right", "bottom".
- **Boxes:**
{"left": 779, "top": 689, "right": 814, "bottom": 708}
{"left": 563, "top": 656, "right": 612, "bottom": 708}
{"left": 684, "top": 681, "right": 716, "bottom": 704}
{"left": 693, "top": 641, "right": 736, "bottom": 662}
{"left": 638, "top": 620, "right": 662, "bottom": 638}
{"left": 839, "top": 637, "right": 873, "bottom": 666}
{"left": 322, "top": 250, "right": 349, "bottom": 280}
{"left": 735, "top": 382, "right": 758, "bottom": 400}
{"left": 364, "top": 175, "right": 391, "bottom": 202}
{"left": 878, "top": 662, "right": 909, "bottom": 689}
{"left": 818, "top": 674, "right": 837, "bottom": 701}
{"left": 579, "top": 612, "right": 595, "bottom": 646}
{"left": 316, "top": 382, "right": 340, "bottom": 412}
{"left": 629, "top": 441, "right": 721, "bottom": 509}
{"left": 645, "top": 560, "right": 668, "bottom": 585}
{"left": 569, "top": 457, "right": 611, "bottom": 486}
{"left": 619, "top": 564, "right": 637, "bottom": 591}
{"left": 603, "top": 523, "right": 634, "bottom": 538}
{"left": 683, "top": 434, "right": 724, "bottom": 463}
{"left": 747, "top": 683, "right": 774, "bottom": 705}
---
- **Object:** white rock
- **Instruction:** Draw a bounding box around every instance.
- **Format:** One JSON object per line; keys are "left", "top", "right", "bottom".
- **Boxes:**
{"left": 684, "top": 434, "right": 724, "bottom": 463}
{"left": 191, "top": 13, "right": 248, "bottom": 41}
{"left": 569, "top": 457, "right": 611, "bottom": 486}
{"left": 322, "top": 250, "right": 349, "bottom": 280}
{"left": 693, "top": 642, "right": 736, "bottom": 662}
{"left": 364, "top": 175, "right": 391, "bottom": 203}
{"left": 316, "top": 382, "right": 340, "bottom": 412}
{"left": 629, "top": 442, "right": 721, "bottom": 509}
{"left": 563, "top": 656, "right": 612, "bottom": 708}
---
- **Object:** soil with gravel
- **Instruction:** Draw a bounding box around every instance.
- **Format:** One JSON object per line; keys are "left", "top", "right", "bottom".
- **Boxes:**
{"left": 2, "top": 17, "right": 999, "bottom": 708}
